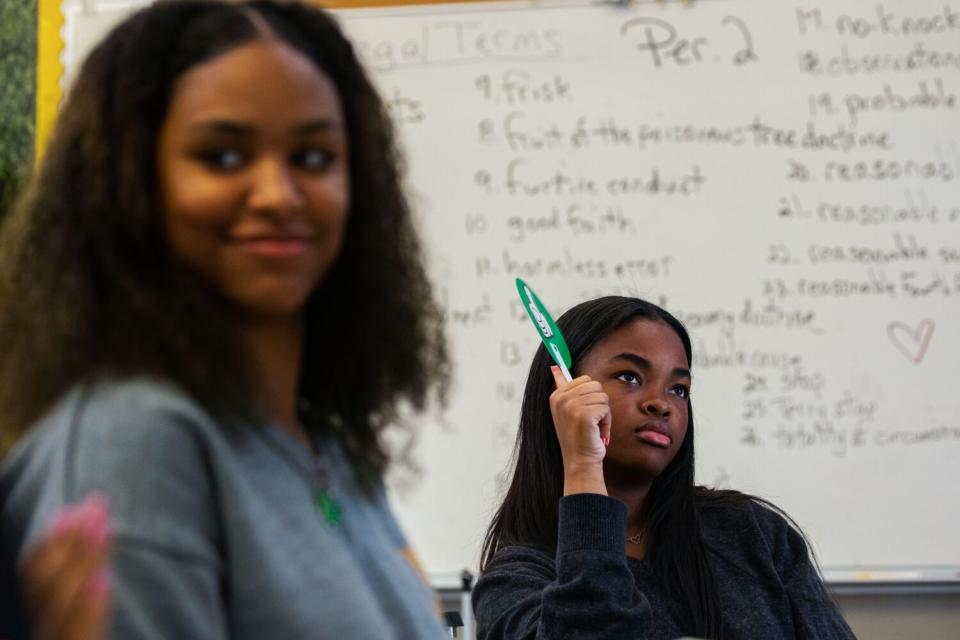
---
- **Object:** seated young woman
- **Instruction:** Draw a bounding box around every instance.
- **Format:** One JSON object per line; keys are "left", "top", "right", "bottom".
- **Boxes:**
{"left": 474, "top": 296, "right": 855, "bottom": 639}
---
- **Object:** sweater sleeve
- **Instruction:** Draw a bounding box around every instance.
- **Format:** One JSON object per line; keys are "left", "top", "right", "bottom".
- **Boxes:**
{"left": 62, "top": 381, "right": 228, "bottom": 639}
{"left": 473, "top": 494, "right": 651, "bottom": 640}
{"left": 752, "top": 502, "right": 856, "bottom": 640}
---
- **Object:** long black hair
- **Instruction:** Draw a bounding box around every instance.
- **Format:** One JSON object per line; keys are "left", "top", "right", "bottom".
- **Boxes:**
{"left": 481, "top": 296, "right": 744, "bottom": 637}
{"left": 0, "top": 0, "right": 448, "bottom": 488}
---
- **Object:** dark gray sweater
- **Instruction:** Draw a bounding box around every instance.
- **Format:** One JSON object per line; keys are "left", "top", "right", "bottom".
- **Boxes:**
{"left": 473, "top": 493, "right": 855, "bottom": 639}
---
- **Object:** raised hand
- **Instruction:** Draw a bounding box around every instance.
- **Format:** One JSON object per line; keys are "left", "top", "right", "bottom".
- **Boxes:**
{"left": 549, "top": 365, "right": 611, "bottom": 496}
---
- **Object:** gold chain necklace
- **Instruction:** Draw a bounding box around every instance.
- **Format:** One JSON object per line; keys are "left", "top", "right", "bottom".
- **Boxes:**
{"left": 626, "top": 530, "right": 644, "bottom": 545}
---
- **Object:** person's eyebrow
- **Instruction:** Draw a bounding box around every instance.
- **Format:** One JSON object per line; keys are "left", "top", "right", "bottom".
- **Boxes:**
{"left": 609, "top": 352, "right": 691, "bottom": 379}
{"left": 187, "top": 118, "right": 343, "bottom": 136}
{"left": 187, "top": 120, "right": 254, "bottom": 136}
{"left": 293, "top": 119, "right": 343, "bottom": 135}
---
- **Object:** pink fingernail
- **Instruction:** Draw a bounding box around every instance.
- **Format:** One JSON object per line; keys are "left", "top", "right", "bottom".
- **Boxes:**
{"left": 86, "top": 571, "right": 111, "bottom": 601}
{"left": 602, "top": 436, "right": 610, "bottom": 447}
{"left": 83, "top": 493, "right": 111, "bottom": 519}
{"left": 75, "top": 495, "right": 112, "bottom": 546}
{"left": 51, "top": 506, "right": 78, "bottom": 535}
{"left": 86, "top": 516, "right": 113, "bottom": 547}
{"left": 80, "top": 495, "right": 110, "bottom": 524}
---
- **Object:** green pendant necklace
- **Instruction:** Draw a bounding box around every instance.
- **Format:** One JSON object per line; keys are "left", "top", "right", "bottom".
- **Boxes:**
{"left": 315, "top": 487, "right": 342, "bottom": 526}
{"left": 301, "top": 401, "right": 343, "bottom": 527}
{"left": 311, "top": 445, "right": 342, "bottom": 527}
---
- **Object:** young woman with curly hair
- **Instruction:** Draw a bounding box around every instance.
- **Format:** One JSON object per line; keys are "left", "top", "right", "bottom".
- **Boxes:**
{"left": 0, "top": 2, "right": 449, "bottom": 637}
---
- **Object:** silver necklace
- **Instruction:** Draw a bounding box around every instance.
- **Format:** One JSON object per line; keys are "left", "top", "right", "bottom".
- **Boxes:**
{"left": 626, "top": 530, "right": 644, "bottom": 545}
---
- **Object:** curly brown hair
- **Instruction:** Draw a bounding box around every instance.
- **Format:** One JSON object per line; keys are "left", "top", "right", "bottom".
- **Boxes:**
{"left": 0, "top": 0, "right": 448, "bottom": 488}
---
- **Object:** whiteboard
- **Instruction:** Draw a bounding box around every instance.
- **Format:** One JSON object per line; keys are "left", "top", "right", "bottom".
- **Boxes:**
{"left": 55, "top": 0, "right": 960, "bottom": 585}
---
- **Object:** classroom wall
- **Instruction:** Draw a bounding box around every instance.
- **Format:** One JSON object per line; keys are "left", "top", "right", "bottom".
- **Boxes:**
{"left": 837, "top": 593, "right": 960, "bottom": 640}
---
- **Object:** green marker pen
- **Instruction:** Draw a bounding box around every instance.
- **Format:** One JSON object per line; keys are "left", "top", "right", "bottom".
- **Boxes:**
{"left": 515, "top": 278, "right": 573, "bottom": 382}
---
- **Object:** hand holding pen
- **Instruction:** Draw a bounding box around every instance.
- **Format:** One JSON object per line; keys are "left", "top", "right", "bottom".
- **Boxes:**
{"left": 549, "top": 365, "right": 611, "bottom": 497}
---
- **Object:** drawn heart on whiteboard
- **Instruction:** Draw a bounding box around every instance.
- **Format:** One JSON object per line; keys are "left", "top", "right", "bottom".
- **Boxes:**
{"left": 886, "top": 320, "right": 935, "bottom": 365}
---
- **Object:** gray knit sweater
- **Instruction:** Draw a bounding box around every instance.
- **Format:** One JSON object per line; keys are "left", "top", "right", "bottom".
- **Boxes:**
{"left": 473, "top": 493, "right": 856, "bottom": 639}
{"left": 0, "top": 377, "right": 446, "bottom": 639}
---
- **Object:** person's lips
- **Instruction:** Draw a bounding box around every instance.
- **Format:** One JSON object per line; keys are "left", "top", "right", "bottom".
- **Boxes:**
{"left": 232, "top": 235, "right": 313, "bottom": 258}
{"left": 634, "top": 421, "right": 672, "bottom": 448}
